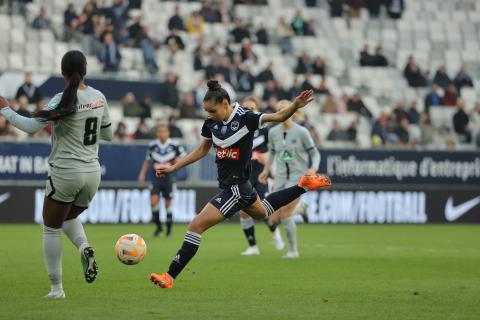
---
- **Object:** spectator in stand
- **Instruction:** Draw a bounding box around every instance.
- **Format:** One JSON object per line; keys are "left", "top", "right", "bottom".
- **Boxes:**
{"left": 214, "top": 73, "right": 237, "bottom": 102}
{"left": 396, "top": 118, "right": 410, "bottom": 145}
{"left": 347, "top": 94, "right": 372, "bottom": 118}
{"left": 371, "top": 113, "right": 388, "bottom": 145}
{"left": 215, "top": 0, "right": 231, "bottom": 24}
{"left": 312, "top": 57, "right": 326, "bottom": 76}
{"left": 256, "top": 62, "right": 275, "bottom": 83}
{"left": 371, "top": 46, "right": 388, "bottom": 67}
{"left": 277, "top": 16, "right": 294, "bottom": 54}
{"left": 327, "top": 120, "right": 346, "bottom": 141}
{"left": 385, "top": 119, "right": 399, "bottom": 145}
{"left": 139, "top": 95, "right": 152, "bottom": 119}
{"left": 433, "top": 65, "right": 452, "bottom": 90}
{"left": 186, "top": 11, "right": 205, "bottom": 34}
{"left": 240, "top": 39, "right": 257, "bottom": 63}
{"left": 366, "top": 0, "right": 382, "bottom": 19}
{"left": 168, "top": 115, "right": 184, "bottom": 139}
{"left": 453, "top": 65, "right": 474, "bottom": 92}
{"left": 132, "top": 120, "right": 151, "bottom": 140}
{"left": 15, "top": 95, "right": 32, "bottom": 118}
{"left": 113, "top": 124, "right": 128, "bottom": 142}
{"left": 164, "top": 29, "right": 185, "bottom": 50}
{"left": 32, "top": 6, "right": 52, "bottom": 30}
{"left": 441, "top": 84, "right": 458, "bottom": 106}
{"left": 255, "top": 22, "right": 269, "bottom": 45}
{"left": 288, "top": 78, "right": 302, "bottom": 100}
{"left": 199, "top": 0, "right": 218, "bottom": 23}
{"left": 291, "top": 9, "right": 308, "bottom": 36}
{"left": 393, "top": 100, "right": 408, "bottom": 123}
{"left": 424, "top": 83, "right": 442, "bottom": 114}
{"left": 128, "top": 15, "right": 144, "bottom": 44}
{"left": 99, "top": 32, "right": 121, "bottom": 72}
{"left": 15, "top": 72, "right": 43, "bottom": 104}
{"left": 328, "top": 0, "right": 345, "bottom": 17}
{"left": 295, "top": 53, "right": 312, "bottom": 74}
{"left": 316, "top": 78, "right": 330, "bottom": 95}
{"left": 347, "top": 0, "right": 365, "bottom": 18}
{"left": 275, "top": 81, "right": 290, "bottom": 100}
{"left": 139, "top": 27, "right": 159, "bottom": 74}
{"left": 122, "top": 92, "right": 144, "bottom": 117}
{"left": 346, "top": 121, "right": 358, "bottom": 142}
{"left": 262, "top": 80, "right": 278, "bottom": 101}
{"left": 301, "top": 74, "right": 315, "bottom": 91}
{"left": 304, "top": 19, "right": 316, "bottom": 36}
{"left": 193, "top": 37, "right": 208, "bottom": 70}
{"left": 386, "top": 0, "right": 404, "bottom": 19}
{"left": 419, "top": 112, "right": 435, "bottom": 145}
{"left": 63, "top": 3, "right": 78, "bottom": 41}
{"left": 168, "top": 5, "right": 184, "bottom": 31}
{"left": 179, "top": 93, "right": 201, "bottom": 119}
{"left": 359, "top": 44, "right": 373, "bottom": 66}
{"left": 109, "top": 0, "right": 129, "bottom": 29}
{"left": 453, "top": 99, "right": 472, "bottom": 143}
{"left": 408, "top": 101, "right": 420, "bottom": 124}
{"left": 159, "top": 72, "right": 180, "bottom": 108}
{"left": 321, "top": 94, "right": 339, "bottom": 113}
{"left": 237, "top": 65, "right": 256, "bottom": 93}
{"left": 403, "top": 57, "right": 426, "bottom": 87}
{"left": 231, "top": 18, "right": 250, "bottom": 43}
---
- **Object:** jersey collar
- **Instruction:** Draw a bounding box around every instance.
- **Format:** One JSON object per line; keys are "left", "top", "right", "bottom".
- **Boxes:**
{"left": 157, "top": 138, "right": 172, "bottom": 147}
{"left": 222, "top": 102, "right": 239, "bottom": 125}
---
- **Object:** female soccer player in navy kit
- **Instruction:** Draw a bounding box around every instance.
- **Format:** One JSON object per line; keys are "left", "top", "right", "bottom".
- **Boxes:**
{"left": 150, "top": 80, "right": 331, "bottom": 288}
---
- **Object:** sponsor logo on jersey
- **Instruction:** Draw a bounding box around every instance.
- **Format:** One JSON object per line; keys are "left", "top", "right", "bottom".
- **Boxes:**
{"left": 216, "top": 148, "right": 240, "bottom": 160}
{"left": 231, "top": 121, "right": 239, "bottom": 131}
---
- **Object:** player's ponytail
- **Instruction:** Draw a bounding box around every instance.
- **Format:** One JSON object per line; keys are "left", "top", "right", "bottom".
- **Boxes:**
{"left": 203, "top": 79, "right": 231, "bottom": 104}
{"left": 34, "top": 50, "right": 86, "bottom": 121}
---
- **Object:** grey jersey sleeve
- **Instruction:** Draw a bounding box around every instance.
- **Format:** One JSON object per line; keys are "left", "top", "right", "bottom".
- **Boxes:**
{"left": 267, "top": 128, "right": 275, "bottom": 166}
{"left": 100, "top": 95, "right": 112, "bottom": 141}
{"left": 0, "top": 107, "right": 46, "bottom": 133}
{"left": 301, "top": 127, "right": 320, "bottom": 170}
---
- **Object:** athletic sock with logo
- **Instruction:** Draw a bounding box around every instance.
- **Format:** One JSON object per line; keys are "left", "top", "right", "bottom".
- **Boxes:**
{"left": 261, "top": 185, "right": 306, "bottom": 216}
{"left": 240, "top": 216, "right": 256, "bottom": 246}
{"left": 167, "top": 231, "right": 201, "bottom": 279}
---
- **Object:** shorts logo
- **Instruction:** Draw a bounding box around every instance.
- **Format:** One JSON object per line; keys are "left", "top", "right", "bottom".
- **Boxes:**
{"left": 231, "top": 121, "right": 239, "bottom": 131}
{"left": 215, "top": 197, "right": 222, "bottom": 203}
{"left": 216, "top": 148, "right": 240, "bottom": 160}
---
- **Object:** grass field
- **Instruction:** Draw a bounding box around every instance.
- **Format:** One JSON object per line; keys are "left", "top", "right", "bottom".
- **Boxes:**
{"left": 0, "top": 224, "right": 479, "bottom": 320}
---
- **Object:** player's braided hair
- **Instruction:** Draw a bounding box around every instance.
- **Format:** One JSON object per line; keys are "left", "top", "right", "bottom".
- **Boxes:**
{"left": 34, "top": 50, "right": 86, "bottom": 121}
{"left": 203, "top": 80, "right": 230, "bottom": 104}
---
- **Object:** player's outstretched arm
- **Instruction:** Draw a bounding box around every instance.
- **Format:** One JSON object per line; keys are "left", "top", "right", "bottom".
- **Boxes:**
{"left": 261, "top": 90, "right": 314, "bottom": 124}
{"left": 156, "top": 138, "right": 212, "bottom": 176}
{"left": 138, "top": 160, "right": 151, "bottom": 182}
{"left": 0, "top": 96, "right": 47, "bottom": 133}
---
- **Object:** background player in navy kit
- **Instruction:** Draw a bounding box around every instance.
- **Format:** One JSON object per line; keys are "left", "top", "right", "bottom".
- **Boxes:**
{"left": 138, "top": 124, "right": 186, "bottom": 237}
{"left": 239, "top": 96, "right": 285, "bottom": 256}
{"left": 150, "top": 80, "right": 331, "bottom": 288}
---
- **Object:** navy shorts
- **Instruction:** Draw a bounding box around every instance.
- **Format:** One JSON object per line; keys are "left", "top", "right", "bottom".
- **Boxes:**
{"left": 210, "top": 181, "right": 259, "bottom": 219}
{"left": 250, "top": 178, "right": 267, "bottom": 199}
{"left": 150, "top": 179, "right": 174, "bottom": 200}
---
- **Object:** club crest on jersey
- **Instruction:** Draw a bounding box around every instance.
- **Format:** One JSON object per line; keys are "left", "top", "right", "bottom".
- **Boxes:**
{"left": 216, "top": 147, "right": 240, "bottom": 160}
{"left": 230, "top": 121, "right": 239, "bottom": 131}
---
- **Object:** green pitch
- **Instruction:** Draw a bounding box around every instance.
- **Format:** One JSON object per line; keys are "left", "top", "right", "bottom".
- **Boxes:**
{"left": 1, "top": 224, "right": 479, "bottom": 320}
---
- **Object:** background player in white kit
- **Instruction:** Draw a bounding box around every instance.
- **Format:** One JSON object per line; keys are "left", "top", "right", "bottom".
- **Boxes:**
{"left": 259, "top": 100, "right": 321, "bottom": 259}
{"left": 0, "top": 51, "right": 112, "bottom": 298}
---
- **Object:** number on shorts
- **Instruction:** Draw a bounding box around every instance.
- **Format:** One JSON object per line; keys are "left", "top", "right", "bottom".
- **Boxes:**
{"left": 84, "top": 117, "right": 98, "bottom": 145}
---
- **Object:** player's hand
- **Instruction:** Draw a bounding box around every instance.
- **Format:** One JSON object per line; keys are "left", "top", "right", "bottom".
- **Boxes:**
{"left": 293, "top": 90, "right": 314, "bottom": 109}
{"left": 258, "top": 170, "right": 269, "bottom": 184}
{"left": 155, "top": 165, "right": 175, "bottom": 177}
{"left": 0, "top": 96, "right": 9, "bottom": 109}
{"left": 304, "top": 168, "right": 317, "bottom": 176}
{"left": 138, "top": 173, "right": 145, "bottom": 182}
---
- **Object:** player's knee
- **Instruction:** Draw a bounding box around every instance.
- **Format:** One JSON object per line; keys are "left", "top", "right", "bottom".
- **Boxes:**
{"left": 188, "top": 219, "right": 205, "bottom": 234}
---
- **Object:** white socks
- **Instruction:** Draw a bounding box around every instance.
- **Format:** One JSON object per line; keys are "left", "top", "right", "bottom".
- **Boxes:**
{"left": 43, "top": 225, "right": 63, "bottom": 290}
{"left": 281, "top": 216, "right": 298, "bottom": 253}
{"left": 240, "top": 216, "right": 255, "bottom": 230}
{"left": 63, "top": 218, "right": 89, "bottom": 253}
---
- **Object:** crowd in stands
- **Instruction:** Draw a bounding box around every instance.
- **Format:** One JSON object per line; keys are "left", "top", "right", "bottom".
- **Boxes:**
{"left": 1, "top": 0, "right": 479, "bottom": 150}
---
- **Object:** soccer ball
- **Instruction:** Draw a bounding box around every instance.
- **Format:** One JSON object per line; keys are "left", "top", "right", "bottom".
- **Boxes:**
{"left": 114, "top": 234, "right": 147, "bottom": 265}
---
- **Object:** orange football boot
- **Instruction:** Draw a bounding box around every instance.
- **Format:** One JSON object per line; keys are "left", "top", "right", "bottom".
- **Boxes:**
{"left": 298, "top": 174, "right": 332, "bottom": 190}
{"left": 150, "top": 272, "right": 174, "bottom": 289}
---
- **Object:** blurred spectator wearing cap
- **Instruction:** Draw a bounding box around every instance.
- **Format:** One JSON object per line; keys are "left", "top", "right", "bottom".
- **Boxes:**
{"left": 15, "top": 72, "right": 43, "bottom": 104}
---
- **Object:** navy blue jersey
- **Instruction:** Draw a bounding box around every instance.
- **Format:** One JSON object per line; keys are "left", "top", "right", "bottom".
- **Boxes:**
{"left": 201, "top": 103, "right": 264, "bottom": 188}
{"left": 146, "top": 138, "right": 186, "bottom": 182}
{"left": 251, "top": 125, "right": 269, "bottom": 178}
